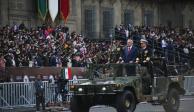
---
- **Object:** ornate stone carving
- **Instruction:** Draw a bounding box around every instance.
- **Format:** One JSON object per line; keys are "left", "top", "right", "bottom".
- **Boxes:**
{"left": 109, "top": 0, "right": 116, "bottom": 5}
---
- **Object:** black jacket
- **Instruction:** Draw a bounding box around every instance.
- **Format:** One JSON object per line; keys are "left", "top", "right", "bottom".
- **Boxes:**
{"left": 34, "top": 79, "right": 44, "bottom": 93}
{"left": 55, "top": 78, "right": 68, "bottom": 93}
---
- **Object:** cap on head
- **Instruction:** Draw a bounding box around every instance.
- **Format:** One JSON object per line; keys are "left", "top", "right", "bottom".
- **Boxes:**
{"left": 140, "top": 39, "right": 148, "bottom": 44}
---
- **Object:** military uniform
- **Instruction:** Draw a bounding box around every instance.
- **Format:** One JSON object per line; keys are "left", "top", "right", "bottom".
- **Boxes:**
{"left": 136, "top": 47, "right": 151, "bottom": 65}
{"left": 55, "top": 77, "right": 68, "bottom": 103}
{"left": 136, "top": 39, "right": 152, "bottom": 95}
{"left": 34, "top": 77, "right": 45, "bottom": 111}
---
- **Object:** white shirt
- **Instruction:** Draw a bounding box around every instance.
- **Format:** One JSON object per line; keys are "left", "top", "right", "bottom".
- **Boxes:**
{"left": 161, "top": 39, "right": 167, "bottom": 48}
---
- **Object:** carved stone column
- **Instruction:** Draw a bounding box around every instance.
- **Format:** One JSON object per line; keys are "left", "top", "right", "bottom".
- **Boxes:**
{"left": 76, "top": 0, "right": 82, "bottom": 33}
{"left": 0, "top": 0, "right": 9, "bottom": 26}
{"left": 113, "top": 0, "right": 121, "bottom": 26}
{"left": 96, "top": 0, "right": 100, "bottom": 38}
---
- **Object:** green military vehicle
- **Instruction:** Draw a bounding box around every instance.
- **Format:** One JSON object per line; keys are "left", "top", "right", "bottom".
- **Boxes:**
{"left": 70, "top": 58, "right": 185, "bottom": 112}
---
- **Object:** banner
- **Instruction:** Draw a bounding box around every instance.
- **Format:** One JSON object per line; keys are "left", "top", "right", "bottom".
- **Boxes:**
{"left": 38, "top": 0, "right": 48, "bottom": 20}
{"left": 60, "top": 0, "right": 70, "bottom": 23}
{"left": 64, "top": 68, "right": 72, "bottom": 80}
{"left": 48, "top": 0, "right": 59, "bottom": 22}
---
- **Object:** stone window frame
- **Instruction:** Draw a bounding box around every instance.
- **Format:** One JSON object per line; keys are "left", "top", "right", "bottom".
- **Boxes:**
{"left": 82, "top": 6, "right": 97, "bottom": 38}
{"left": 143, "top": 10, "right": 154, "bottom": 26}
{"left": 101, "top": 7, "right": 114, "bottom": 38}
{"left": 123, "top": 9, "right": 134, "bottom": 26}
{"left": 16, "top": 0, "right": 24, "bottom": 10}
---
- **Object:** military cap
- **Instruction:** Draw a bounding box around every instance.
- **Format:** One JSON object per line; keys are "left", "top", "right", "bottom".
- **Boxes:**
{"left": 140, "top": 39, "right": 148, "bottom": 43}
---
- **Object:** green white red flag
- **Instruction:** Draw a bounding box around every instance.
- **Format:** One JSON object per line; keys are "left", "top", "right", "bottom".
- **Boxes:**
{"left": 37, "top": 0, "right": 48, "bottom": 20}
{"left": 60, "top": 0, "right": 70, "bottom": 23}
{"left": 38, "top": 0, "right": 70, "bottom": 22}
{"left": 65, "top": 68, "right": 72, "bottom": 80}
{"left": 48, "top": 0, "right": 59, "bottom": 22}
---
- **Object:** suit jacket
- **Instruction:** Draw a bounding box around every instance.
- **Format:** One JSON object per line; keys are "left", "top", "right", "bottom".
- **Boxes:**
{"left": 122, "top": 46, "right": 138, "bottom": 63}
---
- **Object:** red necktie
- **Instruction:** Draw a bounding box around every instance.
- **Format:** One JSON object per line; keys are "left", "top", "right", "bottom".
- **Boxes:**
{"left": 128, "top": 47, "right": 131, "bottom": 52}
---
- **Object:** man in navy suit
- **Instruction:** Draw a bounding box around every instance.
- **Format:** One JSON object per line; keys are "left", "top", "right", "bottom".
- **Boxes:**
{"left": 122, "top": 39, "right": 138, "bottom": 63}
{"left": 121, "top": 39, "right": 138, "bottom": 76}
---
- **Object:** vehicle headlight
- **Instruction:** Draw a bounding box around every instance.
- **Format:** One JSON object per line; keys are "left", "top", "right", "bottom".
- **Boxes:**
{"left": 102, "top": 87, "right": 106, "bottom": 91}
{"left": 78, "top": 88, "right": 83, "bottom": 92}
{"left": 116, "top": 84, "right": 121, "bottom": 88}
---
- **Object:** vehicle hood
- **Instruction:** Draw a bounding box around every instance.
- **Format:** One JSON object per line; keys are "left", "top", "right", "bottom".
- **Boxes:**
{"left": 78, "top": 76, "right": 140, "bottom": 86}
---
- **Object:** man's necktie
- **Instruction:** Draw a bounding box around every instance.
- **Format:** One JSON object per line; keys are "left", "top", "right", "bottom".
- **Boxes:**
{"left": 128, "top": 47, "right": 131, "bottom": 53}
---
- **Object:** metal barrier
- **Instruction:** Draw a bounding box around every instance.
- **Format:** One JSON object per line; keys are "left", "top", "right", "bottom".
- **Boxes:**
{"left": 184, "top": 76, "right": 194, "bottom": 95}
{"left": 0, "top": 76, "right": 194, "bottom": 109}
{"left": 0, "top": 79, "right": 88, "bottom": 109}
{"left": 0, "top": 82, "right": 35, "bottom": 109}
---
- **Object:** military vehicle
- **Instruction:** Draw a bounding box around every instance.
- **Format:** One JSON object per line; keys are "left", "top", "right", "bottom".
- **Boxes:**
{"left": 70, "top": 57, "right": 185, "bottom": 112}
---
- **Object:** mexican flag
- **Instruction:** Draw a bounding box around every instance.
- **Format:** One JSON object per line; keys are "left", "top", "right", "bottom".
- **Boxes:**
{"left": 60, "top": 0, "right": 70, "bottom": 23}
{"left": 48, "top": 0, "right": 59, "bottom": 22}
{"left": 64, "top": 68, "right": 72, "bottom": 80}
{"left": 38, "top": 0, "right": 70, "bottom": 22}
{"left": 37, "top": 0, "right": 48, "bottom": 20}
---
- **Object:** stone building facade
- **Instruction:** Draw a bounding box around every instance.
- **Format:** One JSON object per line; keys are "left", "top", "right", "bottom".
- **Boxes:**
{"left": 0, "top": 0, "right": 194, "bottom": 38}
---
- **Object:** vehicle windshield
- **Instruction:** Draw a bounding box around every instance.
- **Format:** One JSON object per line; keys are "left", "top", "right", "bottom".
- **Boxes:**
{"left": 87, "top": 63, "right": 137, "bottom": 79}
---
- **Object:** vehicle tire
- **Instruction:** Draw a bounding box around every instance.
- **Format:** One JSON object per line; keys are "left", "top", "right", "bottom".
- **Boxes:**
{"left": 163, "top": 88, "right": 180, "bottom": 112}
{"left": 116, "top": 90, "right": 136, "bottom": 112}
{"left": 70, "top": 96, "right": 90, "bottom": 112}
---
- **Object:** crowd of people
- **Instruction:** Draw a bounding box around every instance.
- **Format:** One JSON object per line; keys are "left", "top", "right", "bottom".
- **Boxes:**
{"left": 0, "top": 24, "right": 114, "bottom": 68}
{"left": 115, "top": 24, "right": 194, "bottom": 64}
{"left": 1, "top": 23, "right": 194, "bottom": 111}
{"left": 0, "top": 23, "right": 194, "bottom": 69}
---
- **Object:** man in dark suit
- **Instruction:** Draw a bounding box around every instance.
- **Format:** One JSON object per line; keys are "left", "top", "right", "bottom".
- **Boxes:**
{"left": 122, "top": 39, "right": 138, "bottom": 76}
{"left": 122, "top": 39, "right": 138, "bottom": 63}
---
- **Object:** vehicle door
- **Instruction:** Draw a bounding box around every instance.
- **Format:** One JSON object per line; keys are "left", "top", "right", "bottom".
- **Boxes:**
{"left": 151, "top": 58, "right": 168, "bottom": 95}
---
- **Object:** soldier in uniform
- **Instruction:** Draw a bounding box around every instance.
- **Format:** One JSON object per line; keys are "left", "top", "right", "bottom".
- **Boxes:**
{"left": 55, "top": 75, "right": 68, "bottom": 105}
{"left": 136, "top": 39, "right": 152, "bottom": 94}
{"left": 136, "top": 39, "right": 151, "bottom": 65}
{"left": 136, "top": 38, "right": 153, "bottom": 77}
{"left": 34, "top": 74, "right": 45, "bottom": 111}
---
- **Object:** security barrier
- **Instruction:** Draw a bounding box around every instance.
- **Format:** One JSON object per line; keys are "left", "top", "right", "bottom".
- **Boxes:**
{"left": 184, "top": 76, "right": 194, "bottom": 95}
{"left": 0, "top": 76, "right": 194, "bottom": 109}
{"left": 4, "top": 67, "right": 86, "bottom": 82}
{"left": 0, "top": 79, "right": 88, "bottom": 109}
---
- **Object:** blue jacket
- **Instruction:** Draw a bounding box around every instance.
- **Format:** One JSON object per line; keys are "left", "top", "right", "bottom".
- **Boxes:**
{"left": 123, "top": 46, "right": 138, "bottom": 63}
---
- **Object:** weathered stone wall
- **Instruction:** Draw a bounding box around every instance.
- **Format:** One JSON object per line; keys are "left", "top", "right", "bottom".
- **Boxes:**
{"left": 159, "top": 1, "right": 194, "bottom": 28}
{"left": 0, "top": 0, "right": 194, "bottom": 37}
{"left": 0, "top": 0, "right": 9, "bottom": 26}
{"left": 0, "top": 0, "right": 37, "bottom": 27}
